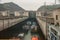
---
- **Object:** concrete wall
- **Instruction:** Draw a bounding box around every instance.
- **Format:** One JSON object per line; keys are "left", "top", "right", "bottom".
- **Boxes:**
{"left": 36, "top": 11, "right": 47, "bottom": 38}
{"left": 37, "top": 17, "right": 47, "bottom": 38}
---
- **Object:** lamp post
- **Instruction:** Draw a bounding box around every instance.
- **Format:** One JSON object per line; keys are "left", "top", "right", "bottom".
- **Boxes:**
{"left": 7, "top": 11, "right": 9, "bottom": 27}
{"left": 44, "top": 2, "right": 48, "bottom": 40}
{"left": 3, "top": 15, "right": 4, "bottom": 30}
{"left": 46, "top": 17, "right": 48, "bottom": 40}
{"left": 44, "top": 11, "right": 48, "bottom": 40}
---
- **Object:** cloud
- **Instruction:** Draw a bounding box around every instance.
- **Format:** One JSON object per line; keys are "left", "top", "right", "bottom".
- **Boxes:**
{"left": 1, "top": 0, "right": 58, "bottom": 10}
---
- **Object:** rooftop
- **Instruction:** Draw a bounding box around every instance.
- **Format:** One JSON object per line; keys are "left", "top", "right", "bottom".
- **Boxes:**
{"left": 0, "top": 2, "right": 25, "bottom": 11}
{"left": 37, "top": 4, "right": 60, "bottom": 11}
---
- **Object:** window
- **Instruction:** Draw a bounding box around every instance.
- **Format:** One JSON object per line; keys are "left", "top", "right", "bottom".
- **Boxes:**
{"left": 0, "top": 12, "right": 2, "bottom": 16}
{"left": 56, "top": 15, "right": 58, "bottom": 20}
{"left": 55, "top": 22, "right": 59, "bottom": 26}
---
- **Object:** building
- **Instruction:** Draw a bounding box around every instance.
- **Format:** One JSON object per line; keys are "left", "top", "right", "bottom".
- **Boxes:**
{"left": 29, "top": 11, "right": 36, "bottom": 18}
{"left": 0, "top": 4, "right": 8, "bottom": 19}
{"left": 14, "top": 11, "right": 29, "bottom": 17}
{"left": 52, "top": 8, "right": 60, "bottom": 26}
{"left": 36, "top": 11, "right": 41, "bottom": 17}
{"left": 0, "top": 2, "right": 29, "bottom": 19}
{"left": 47, "top": 8, "right": 60, "bottom": 40}
{"left": 37, "top": 4, "right": 60, "bottom": 40}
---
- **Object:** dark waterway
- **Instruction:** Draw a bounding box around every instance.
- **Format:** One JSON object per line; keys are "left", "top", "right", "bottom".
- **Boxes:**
{"left": 0, "top": 18, "right": 46, "bottom": 40}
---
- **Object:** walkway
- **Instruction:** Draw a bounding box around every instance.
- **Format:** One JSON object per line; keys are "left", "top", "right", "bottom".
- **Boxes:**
{"left": 24, "top": 30, "right": 31, "bottom": 40}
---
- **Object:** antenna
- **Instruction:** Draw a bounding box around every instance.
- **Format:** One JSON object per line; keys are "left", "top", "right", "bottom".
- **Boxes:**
{"left": 44, "top": 2, "right": 46, "bottom": 6}
{"left": 55, "top": 0, "right": 56, "bottom": 4}
{"left": 0, "top": 0, "right": 2, "bottom": 3}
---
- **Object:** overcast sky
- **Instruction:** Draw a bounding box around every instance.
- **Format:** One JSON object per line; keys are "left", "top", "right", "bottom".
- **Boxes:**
{"left": 0, "top": 0, "right": 59, "bottom": 10}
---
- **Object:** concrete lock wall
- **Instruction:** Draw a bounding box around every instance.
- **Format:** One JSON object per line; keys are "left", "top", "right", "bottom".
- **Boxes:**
{"left": 37, "top": 17, "right": 47, "bottom": 38}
